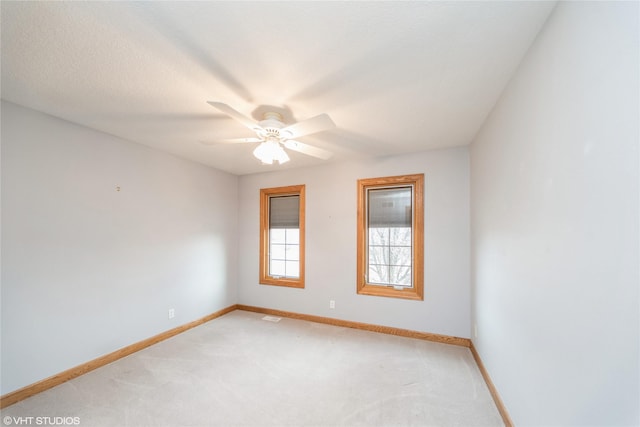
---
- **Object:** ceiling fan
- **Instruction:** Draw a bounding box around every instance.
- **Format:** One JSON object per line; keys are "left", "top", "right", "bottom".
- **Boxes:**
{"left": 206, "top": 102, "right": 335, "bottom": 165}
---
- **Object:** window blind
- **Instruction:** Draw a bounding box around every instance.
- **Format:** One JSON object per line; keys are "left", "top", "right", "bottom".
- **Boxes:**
{"left": 269, "top": 195, "right": 300, "bottom": 229}
{"left": 367, "top": 187, "right": 412, "bottom": 228}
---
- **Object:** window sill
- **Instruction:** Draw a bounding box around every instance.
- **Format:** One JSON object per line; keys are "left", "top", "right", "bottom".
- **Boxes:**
{"left": 260, "top": 277, "right": 305, "bottom": 289}
{"left": 357, "top": 283, "right": 423, "bottom": 300}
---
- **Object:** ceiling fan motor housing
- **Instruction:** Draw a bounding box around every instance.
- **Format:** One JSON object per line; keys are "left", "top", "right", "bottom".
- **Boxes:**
{"left": 258, "top": 112, "right": 291, "bottom": 141}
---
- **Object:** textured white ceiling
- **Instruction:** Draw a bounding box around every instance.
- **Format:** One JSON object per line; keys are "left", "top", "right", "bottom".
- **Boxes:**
{"left": 1, "top": 1, "right": 555, "bottom": 175}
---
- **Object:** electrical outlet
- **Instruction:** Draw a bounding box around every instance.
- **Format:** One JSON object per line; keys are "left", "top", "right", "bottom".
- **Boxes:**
{"left": 168, "top": 308, "right": 175, "bottom": 319}
{"left": 329, "top": 300, "right": 335, "bottom": 309}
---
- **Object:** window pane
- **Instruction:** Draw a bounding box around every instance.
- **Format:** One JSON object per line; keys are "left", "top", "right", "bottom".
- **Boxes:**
{"left": 368, "top": 246, "right": 389, "bottom": 265}
{"left": 285, "top": 261, "right": 299, "bottom": 278}
{"left": 390, "top": 266, "right": 412, "bottom": 286}
{"left": 286, "top": 228, "right": 299, "bottom": 244}
{"left": 366, "top": 189, "right": 413, "bottom": 287}
{"left": 286, "top": 244, "right": 299, "bottom": 261}
{"left": 390, "top": 246, "right": 412, "bottom": 267}
{"left": 369, "top": 264, "right": 389, "bottom": 284}
{"left": 269, "top": 227, "right": 300, "bottom": 276}
{"left": 270, "top": 229, "right": 286, "bottom": 244}
{"left": 270, "top": 260, "right": 285, "bottom": 276}
{"left": 270, "top": 244, "right": 286, "bottom": 260}
{"left": 390, "top": 227, "right": 412, "bottom": 246}
{"left": 369, "top": 228, "right": 389, "bottom": 245}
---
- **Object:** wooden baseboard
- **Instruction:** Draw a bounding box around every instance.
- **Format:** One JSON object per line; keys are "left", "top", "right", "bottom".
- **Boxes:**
{"left": 0, "top": 304, "right": 238, "bottom": 409}
{"left": 469, "top": 341, "right": 514, "bottom": 427}
{"left": 236, "top": 304, "right": 471, "bottom": 347}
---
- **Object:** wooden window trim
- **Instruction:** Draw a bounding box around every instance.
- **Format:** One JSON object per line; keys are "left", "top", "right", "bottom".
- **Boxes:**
{"left": 357, "top": 174, "right": 424, "bottom": 300}
{"left": 260, "top": 185, "right": 305, "bottom": 288}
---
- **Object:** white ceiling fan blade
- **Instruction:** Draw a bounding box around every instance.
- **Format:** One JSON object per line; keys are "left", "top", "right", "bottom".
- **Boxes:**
{"left": 281, "top": 114, "right": 335, "bottom": 139}
{"left": 219, "top": 137, "right": 261, "bottom": 144}
{"left": 200, "top": 137, "right": 261, "bottom": 146}
{"left": 207, "top": 102, "right": 261, "bottom": 132}
{"left": 284, "top": 140, "right": 333, "bottom": 160}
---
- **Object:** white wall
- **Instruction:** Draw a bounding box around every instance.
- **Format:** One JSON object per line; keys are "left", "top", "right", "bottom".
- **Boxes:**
{"left": 238, "top": 147, "right": 470, "bottom": 338}
{"left": 1, "top": 101, "right": 238, "bottom": 394}
{"left": 470, "top": 2, "right": 639, "bottom": 425}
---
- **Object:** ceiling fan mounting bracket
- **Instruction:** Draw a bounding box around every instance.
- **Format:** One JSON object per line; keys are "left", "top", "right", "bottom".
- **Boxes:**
{"left": 262, "top": 111, "right": 283, "bottom": 122}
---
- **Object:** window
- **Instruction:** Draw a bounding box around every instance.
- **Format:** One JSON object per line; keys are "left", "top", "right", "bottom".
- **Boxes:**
{"left": 260, "top": 185, "right": 305, "bottom": 288}
{"left": 357, "top": 174, "right": 424, "bottom": 300}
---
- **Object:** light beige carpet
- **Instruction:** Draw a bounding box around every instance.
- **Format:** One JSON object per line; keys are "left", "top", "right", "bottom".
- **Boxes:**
{"left": 2, "top": 310, "right": 503, "bottom": 426}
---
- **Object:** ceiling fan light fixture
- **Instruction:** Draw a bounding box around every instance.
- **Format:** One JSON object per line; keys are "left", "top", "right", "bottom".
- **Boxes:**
{"left": 253, "top": 139, "right": 289, "bottom": 165}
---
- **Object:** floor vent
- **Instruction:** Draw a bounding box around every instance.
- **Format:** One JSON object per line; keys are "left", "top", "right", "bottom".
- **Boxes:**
{"left": 262, "top": 315, "right": 282, "bottom": 323}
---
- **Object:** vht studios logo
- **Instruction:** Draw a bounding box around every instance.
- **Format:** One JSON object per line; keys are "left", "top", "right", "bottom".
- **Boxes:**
{"left": 3, "top": 416, "right": 80, "bottom": 426}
